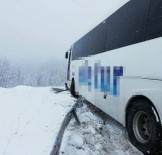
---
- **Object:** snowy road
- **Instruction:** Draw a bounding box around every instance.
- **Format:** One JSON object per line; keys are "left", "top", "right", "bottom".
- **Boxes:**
{"left": 0, "top": 86, "right": 75, "bottom": 155}
{"left": 61, "top": 102, "right": 143, "bottom": 155}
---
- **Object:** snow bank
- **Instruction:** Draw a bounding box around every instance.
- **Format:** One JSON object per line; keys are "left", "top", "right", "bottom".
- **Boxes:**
{"left": 0, "top": 86, "right": 75, "bottom": 155}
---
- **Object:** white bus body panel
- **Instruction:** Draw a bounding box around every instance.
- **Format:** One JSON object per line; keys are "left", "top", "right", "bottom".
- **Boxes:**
{"left": 70, "top": 37, "right": 162, "bottom": 126}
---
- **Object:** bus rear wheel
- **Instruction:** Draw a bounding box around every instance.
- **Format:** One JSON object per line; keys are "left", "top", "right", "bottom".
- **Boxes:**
{"left": 126, "top": 100, "right": 161, "bottom": 155}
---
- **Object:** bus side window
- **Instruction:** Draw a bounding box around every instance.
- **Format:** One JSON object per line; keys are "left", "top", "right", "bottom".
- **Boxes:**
{"left": 88, "top": 21, "right": 108, "bottom": 56}
{"left": 79, "top": 33, "right": 90, "bottom": 58}
{"left": 105, "top": 0, "right": 150, "bottom": 51}
{"left": 146, "top": 0, "right": 162, "bottom": 40}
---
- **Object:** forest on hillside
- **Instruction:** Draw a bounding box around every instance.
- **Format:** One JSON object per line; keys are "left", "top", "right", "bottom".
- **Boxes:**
{"left": 0, "top": 58, "right": 67, "bottom": 88}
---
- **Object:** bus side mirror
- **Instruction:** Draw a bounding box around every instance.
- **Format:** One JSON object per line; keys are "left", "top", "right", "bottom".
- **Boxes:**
{"left": 65, "top": 52, "right": 68, "bottom": 59}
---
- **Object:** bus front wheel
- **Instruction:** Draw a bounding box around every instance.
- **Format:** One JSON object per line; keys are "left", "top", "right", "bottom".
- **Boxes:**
{"left": 127, "top": 100, "right": 161, "bottom": 154}
{"left": 70, "top": 79, "right": 78, "bottom": 98}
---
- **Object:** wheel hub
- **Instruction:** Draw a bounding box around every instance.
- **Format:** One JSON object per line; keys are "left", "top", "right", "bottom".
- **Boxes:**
{"left": 133, "top": 111, "right": 152, "bottom": 143}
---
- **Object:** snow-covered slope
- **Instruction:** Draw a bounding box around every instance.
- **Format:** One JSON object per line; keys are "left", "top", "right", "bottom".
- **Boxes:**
{"left": 0, "top": 86, "right": 75, "bottom": 155}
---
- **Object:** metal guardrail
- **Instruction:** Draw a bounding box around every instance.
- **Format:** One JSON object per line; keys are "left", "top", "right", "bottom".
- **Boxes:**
{"left": 52, "top": 88, "right": 68, "bottom": 94}
{"left": 52, "top": 83, "right": 69, "bottom": 94}
{"left": 50, "top": 97, "right": 84, "bottom": 155}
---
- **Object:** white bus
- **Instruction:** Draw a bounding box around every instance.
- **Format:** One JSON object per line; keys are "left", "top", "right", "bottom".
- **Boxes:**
{"left": 65, "top": 0, "right": 162, "bottom": 154}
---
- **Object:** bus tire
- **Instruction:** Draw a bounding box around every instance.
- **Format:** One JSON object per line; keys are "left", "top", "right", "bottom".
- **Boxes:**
{"left": 70, "top": 79, "right": 78, "bottom": 98}
{"left": 126, "top": 100, "right": 161, "bottom": 155}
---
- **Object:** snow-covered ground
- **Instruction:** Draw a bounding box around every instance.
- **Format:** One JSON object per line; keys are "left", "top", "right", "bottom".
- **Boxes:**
{"left": 0, "top": 86, "right": 143, "bottom": 155}
{"left": 61, "top": 103, "right": 143, "bottom": 155}
{"left": 0, "top": 86, "right": 75, "bottom": 155}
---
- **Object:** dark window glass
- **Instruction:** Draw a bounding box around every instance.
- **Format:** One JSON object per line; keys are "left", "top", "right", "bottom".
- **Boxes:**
{"left": 146, "top": 0, "right": 162, "bottom": 40}
{"left": 72, "top": 42, "right": 79, "bottom": 60}
{"left": 88, "top": 20, "right": 108, "bottom": 55}
{"left": 72, "top": 0, "right": 161, "bottom": 60}
{"left": 106, "top": 0, "right": 150, "bottom": 51}
{"left": 78, "top": 33, "right": 90, "bottom": 58}
{"left": 72, "top": 33, "right": 90, "bottom": 60}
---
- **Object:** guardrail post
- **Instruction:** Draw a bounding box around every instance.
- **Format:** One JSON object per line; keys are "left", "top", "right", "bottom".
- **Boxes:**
{"left": 71, "top": 109, "right": 80, "bottom": 125}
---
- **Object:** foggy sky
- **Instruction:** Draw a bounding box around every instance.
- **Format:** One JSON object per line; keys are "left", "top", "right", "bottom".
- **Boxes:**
{"left": 0, "top": 0, "right": 128, "bottom": 65}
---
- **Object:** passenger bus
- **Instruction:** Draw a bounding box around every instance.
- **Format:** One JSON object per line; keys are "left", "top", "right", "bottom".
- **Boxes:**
{"left": 65, "top": 0, "right": 162, "bottom": 154}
